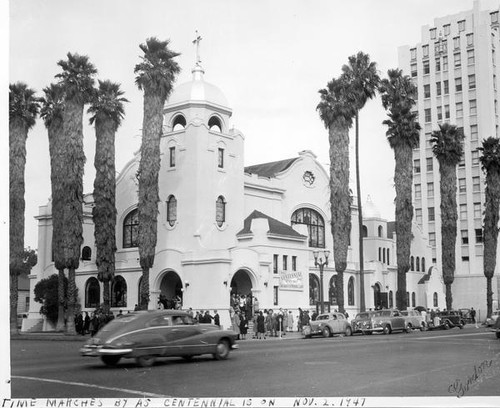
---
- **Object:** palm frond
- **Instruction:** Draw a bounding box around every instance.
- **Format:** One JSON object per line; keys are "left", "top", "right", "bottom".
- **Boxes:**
{"left": 9, "top": 82, "right": 40, "bottom": 130}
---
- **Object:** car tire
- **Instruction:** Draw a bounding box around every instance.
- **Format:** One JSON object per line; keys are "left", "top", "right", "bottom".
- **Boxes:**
{"left": 495, "top": 331, "right": 500, "bottom": 339}
{"left": 345, "top": 327, "right": 352, "bottom": 336}
{"left": 405, "top": 324, "right": 412, "bottom": 333}
{"left": 182, "top": 355, "right": 193, "bottom": 361}
{"left": 136, "top": 355, "right": 156, "bottom": 367}
{"left": 420, "top": 323, "right": 426, "bottom": 331}
{"left": 383, "top": 325, "right": 392, "bottom": 335}
{"left": 444, "top": 321, "right": 450, "bottom": 330}
{"left": 322, "top": 327, "right": 331, "bottom": 338}
{"left": 101, "top": 355, "right": 121, "bottom": 366}
{"left": 213, "top": 340, "right": 230, "bottom": 360}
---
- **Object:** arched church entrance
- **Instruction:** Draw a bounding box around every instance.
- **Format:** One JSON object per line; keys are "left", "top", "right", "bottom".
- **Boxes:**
{"left": 230, "top": 269, "right": 254, "bottom": 319}
{"left": 159, "top": 271, "right": 183, "bottom": 309}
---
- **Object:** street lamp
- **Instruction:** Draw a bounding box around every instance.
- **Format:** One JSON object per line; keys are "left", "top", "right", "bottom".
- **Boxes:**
{"left": 313, "top": 250, "right": 330, "bottom": 314}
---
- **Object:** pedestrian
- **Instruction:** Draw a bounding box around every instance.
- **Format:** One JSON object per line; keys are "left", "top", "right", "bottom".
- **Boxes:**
{"left": 471, "top": 307, "right": 477, "bottom": 328}
{"left": 75, "top": 312, "right": 83, "bottom": 335}
{"left": 117, "top": 310, "right": 123, "bottom": 318}
{"left": 252, "top": 314, "right": 259, "bottom": 339}
{"left": 213, "top": 310, "right": 220, "bottom": 327}
{"left": 287, "top": 310, "right": 294, "bottom": 332}
{"left": 257, "top": 311, "right": 266, "bottom": 339}
{"left": 232, "top": 309, "right": 241, "bottom": 339}
{"left": 298, "top": 308, "right": 304, "bottom": 332}
{"left": 134, "top": 304, "right": 140, "bottom": 311}
{"left": 253, "top": 297, "right": 259, "bottom": 315}
{"left": 277, "top": 309, "right": 284, "bottom": 338}
{"left": 83, "top": 312, "right": 90, "bottom": 334}
{"left": 239, "top": 313, "right": 248, "bottom": 340}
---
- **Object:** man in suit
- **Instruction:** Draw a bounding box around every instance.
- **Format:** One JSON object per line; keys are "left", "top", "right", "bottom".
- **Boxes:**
{"left": 213, "top": 310, "right": 220, "bottom": 327}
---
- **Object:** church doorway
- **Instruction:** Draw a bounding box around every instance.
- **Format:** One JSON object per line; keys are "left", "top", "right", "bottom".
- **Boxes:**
{"left": 159, "top": 271, "right": 183, "bottom": 309}
{"left": 230, "top": 269, "right": 253, "bottom": 297}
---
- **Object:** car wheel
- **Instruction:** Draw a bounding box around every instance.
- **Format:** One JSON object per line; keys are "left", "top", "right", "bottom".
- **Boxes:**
{"left": 101, "top": 355, "right": 121, "bottom": 366}
{"left": 322, "top": 327, "right": 331, "bottom": 338}
{"left": 405, "top": 324, "right": 412, "bottom": 333}
{"left": 496, "top": 331, "right": 500, "bottom": 339}
{"left": 420, "top": 322, "right": 426, "bottom": 331}
{"left": 213, "top": 340, "right": 230, "bottom": 360}
{"left": 383, "top": 325, "right": 392, "bottom": 335}
{"left": 443, "top": 321, "right": 450, "bottom": 330}
{"left": 345, "top": 327, "right": 352, "bottom": 336}
{"left": 136, "top": 355, "right": 156, "bottom": 367}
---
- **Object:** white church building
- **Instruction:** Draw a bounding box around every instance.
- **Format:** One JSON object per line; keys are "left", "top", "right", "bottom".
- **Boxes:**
{"left": 26, "top": 61, "right": 446, "bottom": 331}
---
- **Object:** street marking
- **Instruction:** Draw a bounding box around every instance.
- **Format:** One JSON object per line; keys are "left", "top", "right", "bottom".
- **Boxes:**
{"left": 12, "top": 376, "right": 171, "bottom": 398}
{"left": 410, "top": 332, "right": 491, "bottom": 340}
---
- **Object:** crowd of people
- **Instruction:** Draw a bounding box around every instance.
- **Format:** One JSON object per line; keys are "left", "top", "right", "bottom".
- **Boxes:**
{"left": 74, "top": 309, "right": 118, "bottom": 336}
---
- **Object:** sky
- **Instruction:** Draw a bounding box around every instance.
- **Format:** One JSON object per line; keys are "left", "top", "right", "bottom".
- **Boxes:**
{"left": 7, "top": 0, "right": 500, "bottom": 250}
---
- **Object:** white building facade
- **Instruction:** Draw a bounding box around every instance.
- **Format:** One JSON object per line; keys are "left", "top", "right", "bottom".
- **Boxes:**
{"left": 398, "top": 0, "right": 500, "bottom": 319}
{"left": 27, "top": 61, "right": 445, "bottom": 331}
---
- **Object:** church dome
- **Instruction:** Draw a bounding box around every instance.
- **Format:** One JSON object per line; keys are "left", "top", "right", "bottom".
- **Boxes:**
{"left": 168, "top": 65, "right": 229, "bottom": 108}
{"left": 364, "top": 195, "right": 382, "bottom": 219}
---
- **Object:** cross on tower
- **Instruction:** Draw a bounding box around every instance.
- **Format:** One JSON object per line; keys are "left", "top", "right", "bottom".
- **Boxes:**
{"left": 192, "top": 30, "right": 202, "bottom": 66}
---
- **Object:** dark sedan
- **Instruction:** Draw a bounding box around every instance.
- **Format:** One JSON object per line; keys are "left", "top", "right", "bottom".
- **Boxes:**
{"left": 80, "top": 310, "right": 238, "bottom": 367}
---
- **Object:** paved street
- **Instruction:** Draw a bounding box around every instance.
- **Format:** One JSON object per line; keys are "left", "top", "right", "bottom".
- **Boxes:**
{"left": 10, "top": 326, "right": 500, "bottom": 399}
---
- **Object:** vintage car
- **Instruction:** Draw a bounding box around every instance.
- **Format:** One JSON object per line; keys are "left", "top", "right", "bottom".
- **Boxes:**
{"left": 427, "top": 310, "right": 465, "bottom": 330}
{"left": 303, "top": 312, "right": 352, "bottom": 338}
{"left": 489, "top": 313, "right": 500, "bottom": 339}
{"left": 485, "top": 311, "right": 500, "bottom": 327}
{"left": 80, "top": 310, "right": 238, "bottom": 367}
{"left": 351, "top": 311, "right": 379, "bottom": 334}
{"left": 401, "top": 309, "right": 426, "bottom": 331}
{"left": 353, "top": 309, "right": 410, "bottom": 335}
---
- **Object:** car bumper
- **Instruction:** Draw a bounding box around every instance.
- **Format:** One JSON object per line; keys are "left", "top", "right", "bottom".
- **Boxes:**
{"left": 80, "top": 345, "right": 133, "bottom": 357}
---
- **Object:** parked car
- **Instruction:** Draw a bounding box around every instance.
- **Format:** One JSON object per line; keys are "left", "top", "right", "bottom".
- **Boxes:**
{"left": 458, "top": 308, "right": 473, "bottom": 324}
{"left": 428, "top": 310, "right": 465, "bottom": 330}
{"left": 353, "top": 309, "right": 410, "bottom": 335}
{"left": 489, "top": 313, "right": 500, "bottom": 339}
{"left": 401, "top": 309, "right": 426, "bottom": 331}
{"left": 80, "top": 310, "right": 238, "bottom": 367}
{"left": 351, "top": 311, "right": 379, "bottom": 334}
{"left": 485, "top": 311, "right": 500, "bottom": 327}
{"left": 303, "top": 312, "right": 352, "bottom": 338}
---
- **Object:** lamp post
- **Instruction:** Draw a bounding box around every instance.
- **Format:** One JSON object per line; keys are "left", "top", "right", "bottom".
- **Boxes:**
{"left": 313, "top": 250, "right": 330, "bottom": 314}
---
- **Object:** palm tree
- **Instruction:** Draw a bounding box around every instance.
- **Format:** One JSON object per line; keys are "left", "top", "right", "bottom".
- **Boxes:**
{"left": 431, "top": 123, "right": 464, "bottom": 311}
{"left": 55, "top": 53, "right": 97, "bottom": 333}
{"left": 134, "top": 37, "right": 180, "bottom": 310}
{"left": 379, "top": 69, "right": 421, "bottom": 310}
{"left": 88, "top": 80, "right": 128, "bottom": 314}
{"left": 341, "top": 52, "right": 380, "bottom": 312}
{"left": 40, "top": 83, "right": 67, "bottom": 331}
{"left": 9, "top": 82, "right": 40, "bottom": 334}
{"left": 479, "top": 137, "right": 500, "bottom": 319}
{"left": 317, "top": 77, "right": 356, "bottom": 314}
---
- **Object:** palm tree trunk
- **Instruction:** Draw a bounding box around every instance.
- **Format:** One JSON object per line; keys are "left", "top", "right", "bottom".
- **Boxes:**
{"left": 56, "top": 268, "right": 65, "bottom": 331}
{"left": 66, "top": 268, "right": 77, "bottom": 334}
{"left": 140, "top": 268, "right": 150, "bottom": 310}
{"left": 103, "top": 280, "right": 110, "bottom": 314}
{"left": 486, "top": 277, "right": 493, "bottom": 318}
{"left": 355, "top": 113, "right": 366, "bottom": 312}
{"left": 10, "top": 273, "right": 19, "bottom": 334}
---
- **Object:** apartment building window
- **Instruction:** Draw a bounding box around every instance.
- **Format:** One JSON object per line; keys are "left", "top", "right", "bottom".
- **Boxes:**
{"left": 423, "top": 60, "right": 430, "bottom": 75}
{"left": 435, "top": 58, "right": 441, "bottom": 72}
{"left": 273, "top": 254, "right": 278, "bottom": 274}
{"left": 472, "top": 150, "right": 479, "bottom": 166}
{"left": 472, "top": 176, "right": 481, "bottom": 192}
{"left": 444, "top": 24, "right": 450, "bottom": 36}
{"left": 424, "top": 84, "right": 431, "bottom": 98}
{"left": 411, "top": 63, "right": 417, "bottom": 77}
{"left": 475, "top": 229, "right": 484, "bottom": 243}
{"left": 468, "top": 49, "right": 475, "bottom": 65}
{"left": 283, "top": 255, "right": 288, "bottom": 271}
{"left": 415, "top": 184, "right": 422, "bottom": 199}
{"left": 466, "top": 33, "right": 474, "bottom": 47}
{"left": 458, "top": 20, "right": 466, "bottom": 32}
{"left": 437, "top": 106, "right": 443, "bottom": 120}
{"left": 443, "top": 56, "right": 449, "bottom": 71}
{"left": 415, "top": 208, "right": 422, "bottom": 224}
{"left": 473, "top": 202, "right": 482, "bottom": 218}
{"left": 414, "top": 159, "right": 421, "bottom": 173}
{"left": 459, "top": 155, "right": 466, "bottom": 167}
{"left": 429, "top": 232, "right": 436, "bottom": 247}
{"left": 468, "top": 74, "right": 476, "bottom": 89}
{"left": 470, "top": 99, "right": 477, "bottom": 115}
{"left": 410, "top": 48, "right": 417, "bottom": 60}
{"left": 492, "top": 11, "right": 499, "bottom": 24}
{"left": 425, "top": 108, "right": 431, "bottom": 122}
{"left": 427, "top": 182, "right": 434, "bottom": 198}
{"left": 455, "top": 77, "right": 462, "bottom": 92}
{"left": 470, "top": 124, "right": 478, "bottom": 140}
{"left": 454, "top": 53, "right": 461, "bottom": 68}
{"left": 461, "top": 230, "right": 469, "bottom": 244}
{"left": 444, "top": 80, "right": 449, "bottom": 94}
{"left": 459, "top": 178, "right": 466, "bottom": 193}
{"left": 456, "top": 102, "right": 463, "bottom": 117}
{"left": 453, "top": 36, "right": 460, "bottom": 50}
{"left": 436, "top": 81, "right": 442, "bottom": 95}
{"left": 445, "top": 104, "right": 450, "bottom": 119}
{"left": 428, "top": 207, "right": 435, "bottom": 222}
{"left": 460, "top": 204, "right": 468, "bottom": 220}
{"left": 426, "top": 157, "right": 433, "bottom": 172}
{"left": 422, "top": 44, "right": 429, "bottom": 58}
{"left": 430, "top": 28, "right": 437, "bottom": 40}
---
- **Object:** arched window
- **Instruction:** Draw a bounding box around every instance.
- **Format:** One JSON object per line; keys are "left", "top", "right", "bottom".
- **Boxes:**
{"left": 433, "top": 292, "right": 438, "bottom": 307}
{"left": 137, "top": 276, "right": 142, "bottom": 308}
{"left": 309, "top": 274, "right": 320, "bottom": 306}
{"left": 291, "top": 208, "right": 325, "bottom": 248}
{"left": 348, "top": 277, "right": 355, "bottom": 306}
{"left": 111, "top": 275, "right": 127, "bottom": 308}
{"left": 421, "top": 257, "right": 426, "bottom": 272}
{"left": 216, "top": 196, "right": 226, "bottom": 227}
{"left": 167, "top": 195, "right": 177, "bottom": 227}
{"left": 382, "top": 248, "right": 386, "bottom": 263}
{"left": 378, "top": 225, "right": 383, "bottom": 237}
{"left": 362, "top": 225, "right": 368, "bottom": 238}
{"left": 329, "top": 275, "right": 337, "bottom": 306}
{"left": 172, "top": 114, "right": 186, "bottom": 131}
{"left": 387, "top": 249, "right": 390, "bottom": 265}
{"left": 410, "top": 256, "right": 414, "bottom": 271}
{"left": 416, "top": 256, "right": 420, "bottom": 271}
{"left": 406, "top": 292, "right": 410, "bottom": 308}
{"left": 85, "top": 277, "right": 100, "bottom": 309}
{"left": 208, "top": 116, "right": 222, "bottom": 132}
{"left": 389, "top": 290, "right": 394, "bottom": 308}
{"left": 412, "top": 292, "right": 416, "bottom": 307}
{"left": 123, "top": 208, "right": 138, "bottom": 248}
{"left": 378, "top": 247, "right": 382, "bottom": 261}
{"left": 81, "top": 246, "right": 92, "bottom": 261}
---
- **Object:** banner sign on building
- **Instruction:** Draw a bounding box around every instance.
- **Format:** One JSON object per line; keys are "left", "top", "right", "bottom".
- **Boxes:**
{"left": 279, "top": 270, "right": 303, "bottom": 290}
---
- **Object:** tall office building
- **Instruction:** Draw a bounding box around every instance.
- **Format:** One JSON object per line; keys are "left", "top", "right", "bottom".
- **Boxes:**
{"left": 398, "top": 0, "right": 500, "bottom": 317}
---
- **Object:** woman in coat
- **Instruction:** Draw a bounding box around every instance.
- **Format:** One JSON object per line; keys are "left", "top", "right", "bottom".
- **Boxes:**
{"left": 257, "top": 311, "right": 266, "bottom": 339}
{"left": 239, "top": 313, "right": 248, "bottom": 340}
